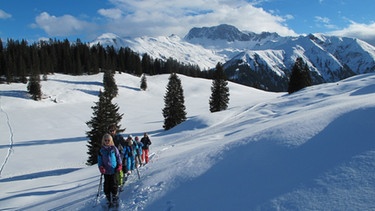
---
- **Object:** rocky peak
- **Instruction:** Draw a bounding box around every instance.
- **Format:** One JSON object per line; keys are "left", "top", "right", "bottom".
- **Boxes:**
{"left": 184, "top": 24, "right": 252, "bottom": 42}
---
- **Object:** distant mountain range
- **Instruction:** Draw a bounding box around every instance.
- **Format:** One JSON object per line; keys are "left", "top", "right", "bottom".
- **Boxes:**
{"left": 91, "top": 24, "right": 375, "bottom": 91}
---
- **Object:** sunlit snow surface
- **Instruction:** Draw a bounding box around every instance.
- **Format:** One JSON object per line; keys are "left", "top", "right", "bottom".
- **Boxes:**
{"left": 1, "top": 72, "right": 375, "bottom": 210}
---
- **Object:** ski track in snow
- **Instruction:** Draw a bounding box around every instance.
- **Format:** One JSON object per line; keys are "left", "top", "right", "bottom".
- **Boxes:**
{"left": 0, "top": 95, "right": 15, "bottom": 176}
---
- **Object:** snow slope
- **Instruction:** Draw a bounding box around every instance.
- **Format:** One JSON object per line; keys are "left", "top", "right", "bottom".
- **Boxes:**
{"left": 91, "top": 33, "right": 224, "bottom": 70}
{"left": 0, "top": 72, "right": 375, "bottom": 210}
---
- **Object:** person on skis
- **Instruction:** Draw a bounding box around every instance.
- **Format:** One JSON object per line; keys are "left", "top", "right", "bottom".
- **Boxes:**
{"left": 141, "top": 132, "right": 152, "bottom": 164}
{"left": 108, "top": 124, "right": 126, "bottom": 188}
{"left": 123, "top": 135, "right": 137, "bottom": 175}
{"left": 134, "top": 136, "right": 144, "bottom": 167}
{"left": 98, "top": 133, "right": 122, "bottom": 206}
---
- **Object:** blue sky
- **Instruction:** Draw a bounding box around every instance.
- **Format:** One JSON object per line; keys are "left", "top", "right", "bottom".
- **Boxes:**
{"left": 1, "top": 0, "right": 375, "bottom": 45}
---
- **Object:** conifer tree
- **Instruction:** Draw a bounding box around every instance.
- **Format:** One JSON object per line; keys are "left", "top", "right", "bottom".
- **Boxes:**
{"left": 103, "top": 69, "right": 118, "bottom": 99}
{"left": 86, "top": 72, "right": 123, "bottom": 165}
{"left": 27, "top": 74, "right": 42, "bottom": 101}
{"left": 288, "top": 57, "right": 312, "bottom": 94}
{"left": 0, "top": 39, "right": 4, "bottom": 78}
{"left": 140, "top": 74, "right": 147, "bottom": 91}
{"left": 209, "top": 62, "right": 230, "bottom": 112}
{"left": 162, "top": 73, "right": 187, "bottom": 130}
{"left": 86, "top": 90, "right": 123, "bottom": 165}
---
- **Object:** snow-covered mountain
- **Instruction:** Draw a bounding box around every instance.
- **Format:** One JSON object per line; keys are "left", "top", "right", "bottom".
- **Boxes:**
{"left": 91, "top": 33, "right": 224, "bottom": 70}
{"left": 91, "top": 24, "right": 375, "bottom": 91}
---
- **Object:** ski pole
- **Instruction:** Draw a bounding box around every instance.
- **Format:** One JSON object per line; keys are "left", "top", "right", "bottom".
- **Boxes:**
{"left": 95, "top": 174, "right": 103, "bottom": 205}
{"left": 136, "top": 165, "right": 141, "bottom": 180}
{"left": 136, "top": 155, "right": 141, "bottom": 180}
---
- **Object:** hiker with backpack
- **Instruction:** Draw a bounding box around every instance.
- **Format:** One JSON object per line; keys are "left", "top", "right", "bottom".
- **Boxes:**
{"left": 98, "top": 133, "right": 122, "bottom": 206}
{"left": 108, "top": 124, "right": 126, "bottom": 188}
{"left": 134, "top": 136, "right": 144, "bottom": 167}
{"left": 141, "top": 133, "right": 152, "bottom": 164}
{"left": 108, "top": 124, "right": 126, "bottom": 156}
{"left": 123, "top": 135, "right": 137, "bottom": 175}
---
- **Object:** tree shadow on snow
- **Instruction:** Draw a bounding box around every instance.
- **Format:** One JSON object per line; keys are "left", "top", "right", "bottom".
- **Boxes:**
{"left": 0, "top": 136, "right": 87, "bottom": 149}
{"left": 118, "top": 84, "right": 141, "bottom": 91}
{"left": 76, "top": 88, "right": 100, "bottom": 96}
{"left": 0, "top": 90, "right": 29, "bottom": 100}
{"left": 49, "top": 79, "right": 102, "bottom": 86}
{"left": 0, "top": 168, "right": 80, "bottom": 182}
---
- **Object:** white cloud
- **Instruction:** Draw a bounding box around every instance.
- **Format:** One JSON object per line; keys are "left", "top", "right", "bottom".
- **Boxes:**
{"left": 98, "top": 8, "right": 122, "bottom": 19}
{"left": 284, "top": 14, "right": 294, "bottom": 20}
{"left": 0, "top": 9, "right": 11, "bottom": 19}
{"left": 28, "top": 0, "right": 297, "bottom": 39}
{"left": 31, "top": 12, "right": 96, "bottom": 36}
{"left": 99, "top": 0, "right": 297, "bottom": 38}
{"left": 315, "top": 16, "right": 337, "bottom": 29}
{"left": 328, "top": 21, "right": 375, "bottom": 46}
{"left": 315, "top": 16, "right": 330, "bottom": 24}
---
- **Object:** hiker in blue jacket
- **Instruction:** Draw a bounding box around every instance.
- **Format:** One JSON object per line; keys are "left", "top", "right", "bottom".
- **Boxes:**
{"left": 123, "top": 135, "right": 137, "bottom": 175}
{"left": 108, "top": 124, "right": 126, "bottom": 187}
{"left": 98, "top": 133, "right": 122, "bottom": 205}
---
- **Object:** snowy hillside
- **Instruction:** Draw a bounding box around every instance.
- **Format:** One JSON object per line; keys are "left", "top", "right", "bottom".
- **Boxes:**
{"left": 91, "top": 33, "right": 224, "bottom": 70}
{"left": 91, "top": 24, "right": 375, "bottom": 91}
{"left": 1, "top": 72, "right": 375, "bottom": 210}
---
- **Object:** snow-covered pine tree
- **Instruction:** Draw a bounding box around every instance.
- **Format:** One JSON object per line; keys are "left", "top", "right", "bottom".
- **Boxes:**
{"left": 209, "top": 62, "right": 230, "bottom": 112}
{"left": 288, "top": 57, "right": 312, "bottom": 94}
{"left": 162, "top": 73, "right": 187, "bottom": 130}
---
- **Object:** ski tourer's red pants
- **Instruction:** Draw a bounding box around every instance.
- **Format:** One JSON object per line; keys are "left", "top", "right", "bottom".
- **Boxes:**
{"left": 142, "top": 149, "right": 150, "bottom": 163}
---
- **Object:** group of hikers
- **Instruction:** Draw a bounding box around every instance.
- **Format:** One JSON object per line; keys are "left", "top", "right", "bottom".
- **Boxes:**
{"left": 97, "top": 124, "right": 152, "bottom": 206}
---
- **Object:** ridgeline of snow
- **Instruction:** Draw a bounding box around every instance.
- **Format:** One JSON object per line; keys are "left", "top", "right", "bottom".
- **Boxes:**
{"left": 223, "top": 33, "right": 375, "bottom": 82}
{"left": 91, "top": 33, "right": 224, "bottom": 70}
{"left": 229, "top": 49, "right": 287, "bottom": 77}
{"left": 1, "top": 72, "right": 375, "bottom": 210}
{"left": 91, "top": 24, "right": 375, "bottom": 84}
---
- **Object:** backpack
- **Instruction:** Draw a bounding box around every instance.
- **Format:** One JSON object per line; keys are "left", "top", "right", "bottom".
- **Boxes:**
{"left": 127, "top": 146, "right": 133, "bottom": 157}
{"left": 112, "top": 134, "right": 124, "bottom": 154}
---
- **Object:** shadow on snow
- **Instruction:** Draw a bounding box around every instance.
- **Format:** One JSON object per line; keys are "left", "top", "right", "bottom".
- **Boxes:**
{"left": 0, "top": 90, "right": 29, "bottom": 100}
{"left": 0, "top": 168, "right": 81, "bottom": 182}
{"left": 0, "top": 136, "right": 87, "bottom": 149}
{"left": 147, "top": 107, "right": 375, "bottom": 210}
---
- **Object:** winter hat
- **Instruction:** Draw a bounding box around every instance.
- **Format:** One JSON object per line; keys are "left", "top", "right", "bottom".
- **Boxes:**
{"left": 128, "top": 135, "right": 133, "bottom": 139}
{"left": 127, "top": 138, "right": 133, "bottom": 146}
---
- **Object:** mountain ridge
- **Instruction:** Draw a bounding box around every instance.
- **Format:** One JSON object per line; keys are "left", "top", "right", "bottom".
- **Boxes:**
{"left": 91, "top": 24, "right": 375, "bottom": 91}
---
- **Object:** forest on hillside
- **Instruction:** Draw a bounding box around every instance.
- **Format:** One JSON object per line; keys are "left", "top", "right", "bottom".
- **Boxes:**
{"left": 0, "top": 38, "right": 211, "bottom": 83}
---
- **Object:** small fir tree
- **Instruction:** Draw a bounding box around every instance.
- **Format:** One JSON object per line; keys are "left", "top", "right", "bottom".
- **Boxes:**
{"left": 288, "top": 57, "right": 312, "bottom": 94}
{"left": 103, "top": 69, "right": 118, "bottom": 99}
{"left": 209, "top": 62, "right": 230, "bottom": 112}
{"left": 162, "top": 73, "right": 187, "bottom": 130}
{"left": 140, "top": 74, "right": 147, "bottom": 91}
{"left": 27, "top": 74, "right": 42, "bottom": 101}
